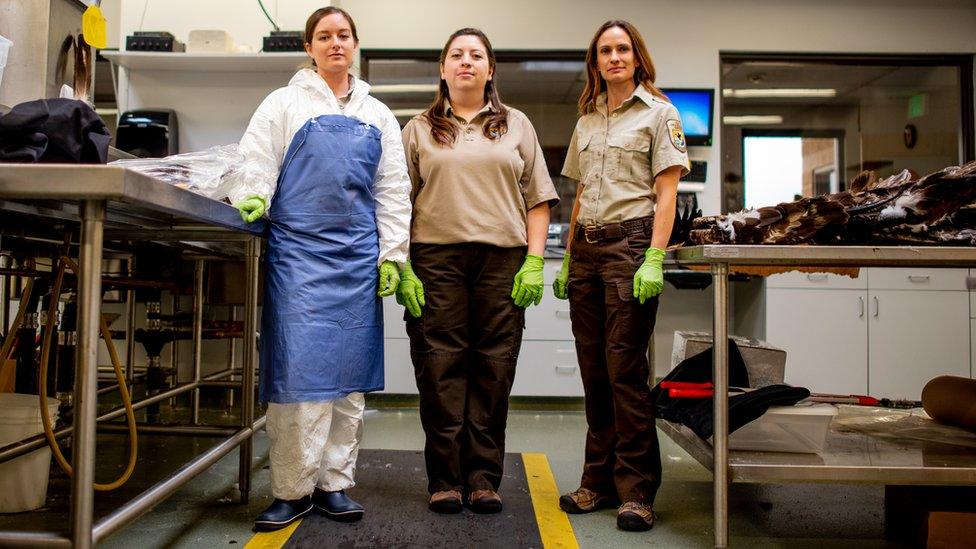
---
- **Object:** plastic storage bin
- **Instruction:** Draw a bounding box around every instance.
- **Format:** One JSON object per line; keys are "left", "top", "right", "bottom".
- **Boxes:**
{"left": 0, "top": 35, "right": 10, "bottom": 95}
{"left": 727, "top": 403, "right": 837, "bottom": 454}
{"left": 0, "top": 393, "right": 60, "bottom": 513}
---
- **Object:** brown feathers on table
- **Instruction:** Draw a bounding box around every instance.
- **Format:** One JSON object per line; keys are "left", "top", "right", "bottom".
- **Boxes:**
{"left": 689, "top": 161, "right": 976, "bottom": 246}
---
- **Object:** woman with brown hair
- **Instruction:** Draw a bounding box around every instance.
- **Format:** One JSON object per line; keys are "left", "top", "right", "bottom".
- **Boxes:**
{"left": 399, "top": 28, "right": 558, "bottom": 514}
{"left": 232, "top": 6, "right": 411, "bottom": 530}
{"left": 552, "top": 20, "right": 689, "bottom": 532}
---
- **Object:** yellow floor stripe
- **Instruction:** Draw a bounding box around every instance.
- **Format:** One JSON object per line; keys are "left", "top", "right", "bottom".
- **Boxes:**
{"left": 244, "top": 518, "right": 304, "bottom": 549}
{"left": 522, "top": 453, "right": 580, "bottom": 549}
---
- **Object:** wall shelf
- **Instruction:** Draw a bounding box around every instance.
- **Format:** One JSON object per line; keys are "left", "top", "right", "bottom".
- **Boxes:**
{"left": 101, "top": 51, "right": 307, "bottom": 72}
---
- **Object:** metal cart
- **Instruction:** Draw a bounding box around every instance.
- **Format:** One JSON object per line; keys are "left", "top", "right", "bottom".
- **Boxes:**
{"left": 671, "top": 245, "right": 976, "bottom": 548}
{"left": 0, "top": 165, "right": 265, "bottom": 548}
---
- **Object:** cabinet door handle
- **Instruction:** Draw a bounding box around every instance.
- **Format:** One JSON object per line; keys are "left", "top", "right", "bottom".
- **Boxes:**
{"left": 873, "top": 296, "right": 879, "bottom": 317}
{"left": 858, "top": 296, "right": 864, "bottom": 318}
{"left": 555, "top": 309, "right": 571, "bottom": 319}
{"left": 908, "top": 275, "right": 930, "bottom": 283}
{"left": 806, "top": 273, "right": 828, "bottom": 282}
{"left": 555, "top": 365, "right": 577, "bottom": 374}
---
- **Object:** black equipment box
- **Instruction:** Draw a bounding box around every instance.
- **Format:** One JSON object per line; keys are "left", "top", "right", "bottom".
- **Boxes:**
{"left": 263, "top": 31, "right": 304, "bottom": 52}
{"left": 682, "top": 160, "right": 708, "bottom": 183}
{"left": 115, "top": 110, "right": 179, "bottom": 158}
{"left": 126, "top": 31, "right": 185, "bottom": 52}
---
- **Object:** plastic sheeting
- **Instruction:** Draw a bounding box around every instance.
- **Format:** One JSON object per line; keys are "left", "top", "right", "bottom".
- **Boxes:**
{"left": 109, "top": 144, "right": 245, "bottom": 201}
{"left": 832, "top": 405, "right": 976, "bottom": 449}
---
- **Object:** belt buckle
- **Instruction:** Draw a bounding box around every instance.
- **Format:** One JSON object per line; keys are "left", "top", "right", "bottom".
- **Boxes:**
{"left": 584, "top": 226, "right": 599, "bottom": 244}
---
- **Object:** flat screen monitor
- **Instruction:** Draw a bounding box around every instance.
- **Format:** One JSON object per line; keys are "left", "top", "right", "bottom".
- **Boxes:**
{"left": 661, "top": 88, "right": 714, "bottom": 146}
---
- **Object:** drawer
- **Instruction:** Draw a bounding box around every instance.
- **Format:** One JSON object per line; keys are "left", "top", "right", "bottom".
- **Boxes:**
{"left": 765, "top": 270, "right": 866, "bottom": 290}
{"left": 867, "top": 267, "right": 968, "bottom": 291}
{"left": 380, "top": 338, "right": 417, "bottom": 394}
{"left": 382, "top": 296, "right": 408, "bottom": 339}
{"left": 525, "top": 294, "right": 573, "bottom": 341}
{"left": 511, "top": 341, "right": 583, "bottom": 397}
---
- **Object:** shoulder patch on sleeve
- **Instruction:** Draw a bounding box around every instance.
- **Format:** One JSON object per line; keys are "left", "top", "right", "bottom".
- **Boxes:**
{"left": 666, "top": 119, "right": 687, "bottom": 153}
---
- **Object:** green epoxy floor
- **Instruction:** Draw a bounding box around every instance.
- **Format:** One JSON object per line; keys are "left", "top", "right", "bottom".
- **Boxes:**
{"left": 0, "top": 405, "right": 903, "bottom": 548}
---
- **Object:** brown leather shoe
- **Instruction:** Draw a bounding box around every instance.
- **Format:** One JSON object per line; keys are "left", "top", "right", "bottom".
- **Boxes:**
{"left": 616, "top": 501, "right": 655, "bottom": 531}
{"left": 428, "top": 490, "right": 463, "bottom": 514}
{"left": 558, "top": 487, "right": 620, "bottom": 514}
{"left": 468, "top": 489, "right": 503, "bottom": 514}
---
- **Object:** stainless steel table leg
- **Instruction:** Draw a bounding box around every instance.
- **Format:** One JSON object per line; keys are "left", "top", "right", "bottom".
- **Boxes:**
{"left": 71, "top": 200, "right": 105, "bottom": 549}
{"left": 239, "top": 238, "right": 259, "bottom": 504}
{"left": 711, "top": 262, "right": 730, "bottom": 548}
{"left": 124, "top": 256, "right": 136, "bottom": 384}
{"left": 227, "top": 305, "right": 237, "bottom": 408}
{"left": 191, "top": 259, "right": 204, "bottom": 424}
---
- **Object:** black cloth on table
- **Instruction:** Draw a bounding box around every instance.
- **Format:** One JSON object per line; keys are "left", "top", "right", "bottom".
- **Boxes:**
{"left": 651, "top": 339, "right": 811, "bottom": 439}
{"left": 0, "top": 98, "right": 111, "bottom": 164}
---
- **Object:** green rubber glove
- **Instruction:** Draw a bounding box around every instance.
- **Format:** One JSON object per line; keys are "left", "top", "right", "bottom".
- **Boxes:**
{"left": 234, "top": 195, "right": 267, "bottom": 223}
{"left": 552, "top": 253, "right": 570, "bottom": 300}
{"left": 377, "top": 260, "right": 400, "bottom": 297}
{"left": 512, "top": 254, "right": 545, "bottom": 308}
{"left": 396, "top": 261, "right": 425, "bottom": 318}
{"left": 634, "top": 247, "right": 665, "bottom": 304}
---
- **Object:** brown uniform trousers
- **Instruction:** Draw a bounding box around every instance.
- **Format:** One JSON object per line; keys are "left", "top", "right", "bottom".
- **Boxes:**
{"left": 406, "top": 243, "right": 526, "bottom": 494}
{"left": 568, "top": 216, "right": 662, "bottom": 505}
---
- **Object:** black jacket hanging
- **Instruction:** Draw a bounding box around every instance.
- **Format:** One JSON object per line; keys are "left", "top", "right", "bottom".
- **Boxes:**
{"left": 0, "top": 98, "right": 111, "bottom": 164}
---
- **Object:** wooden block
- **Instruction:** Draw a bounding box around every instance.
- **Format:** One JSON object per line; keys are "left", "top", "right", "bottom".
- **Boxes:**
{"left": 928, "top": 511, "right": 976, "bottom": 549}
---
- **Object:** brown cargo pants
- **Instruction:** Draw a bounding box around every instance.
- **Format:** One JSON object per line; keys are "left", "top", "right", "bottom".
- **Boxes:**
{"left": 568, "top": 216, "right": 662, "bottom": 505}
{"left": 406, "top": 243, "right": 526, "bottom": 494}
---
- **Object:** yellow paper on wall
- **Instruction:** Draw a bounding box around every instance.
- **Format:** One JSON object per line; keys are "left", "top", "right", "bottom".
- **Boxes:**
{"left": 82, "top": 5, "right": 107, "bottom": 49}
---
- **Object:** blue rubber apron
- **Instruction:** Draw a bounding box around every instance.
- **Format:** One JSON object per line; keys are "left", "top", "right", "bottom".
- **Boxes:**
{"left": 259, "top": 114, "right": 384, "bottom": 403}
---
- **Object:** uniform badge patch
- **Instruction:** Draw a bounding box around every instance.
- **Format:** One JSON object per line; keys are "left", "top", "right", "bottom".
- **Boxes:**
{"left": 667, "top": 119, "right": 687, "bottom": 152}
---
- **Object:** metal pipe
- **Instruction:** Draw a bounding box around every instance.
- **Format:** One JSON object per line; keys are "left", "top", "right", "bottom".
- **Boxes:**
{"left": 227, "top": 305, "right": 237, "bottom": 407}
{"left": 191, "top": 259, "right": 204, "bottom": 424}
{"left": 98, "top": 423, "right": 238, "bottom": 436}
{"left": 0, "top": 382, "right": 200, "bottom": 464}
{"left": 169, "top": 294, "right": 179, "bottom": 407}
{"left": 0, "top": 252, "right": 10, "bottom": 331}
{"left": 711, "top": 262, "right": 730, "bottom": 549}
{"left": 124, "top": 256, "right": 136, "bottom": 384}
{"left": 202, "top": 367, "right": 238, "bottom": 381}
{"left": 239, "top": 237, "right": 259, "bottom": 503}
{"left": 92, "top": 416, "right": 267, "bottom": 543}
{"left": 96, "top": 376, "right": 144, "bottom": 396}
{"left": 198, "top": 380, "right": 243, "bottom": 388}
{"left": 71, "top": 200, "right": 104, "bottom": 549}
{"left": 0, "top": 532, "right": 71, "bottom": 547}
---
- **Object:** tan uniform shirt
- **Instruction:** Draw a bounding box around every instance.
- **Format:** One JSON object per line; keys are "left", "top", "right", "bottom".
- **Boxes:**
{"left": 402, "top": 104, "right": 559, "bottom": 247}
{"left": 561, "top": 85, "right": 691, "bottom": 226}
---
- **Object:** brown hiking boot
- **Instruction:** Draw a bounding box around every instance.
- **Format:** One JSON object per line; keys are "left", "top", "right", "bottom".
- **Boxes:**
{"left": 616, "top": 501, "right": 655, "bottom": 531}
{"left": 428, "top": 490, "right": 463, "bottom": 514}
{"left": 558, "top": 487, "right": 619, "bottom": 514}
{"left": 468, "top": 489, "right": 503, "bottom": 514}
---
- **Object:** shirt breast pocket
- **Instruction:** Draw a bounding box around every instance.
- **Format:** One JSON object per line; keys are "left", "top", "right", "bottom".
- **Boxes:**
{"left": 577, "top": 132, "right": 599, "bottom": 179}
{"left": 607, "top": 132, "right": 651, "bottom": 183}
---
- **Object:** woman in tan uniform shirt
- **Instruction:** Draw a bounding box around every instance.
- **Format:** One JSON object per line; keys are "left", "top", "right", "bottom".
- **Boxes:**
{"left": 399, "top": 28, "right": 559, "bottom": 515}
{"left": 553, "top": 20, "right": 690, "bottom": 533}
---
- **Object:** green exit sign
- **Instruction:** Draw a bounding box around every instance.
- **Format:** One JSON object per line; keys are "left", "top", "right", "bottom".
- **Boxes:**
{"left": 908, "top": 94, "right": 927, "bottom": 118}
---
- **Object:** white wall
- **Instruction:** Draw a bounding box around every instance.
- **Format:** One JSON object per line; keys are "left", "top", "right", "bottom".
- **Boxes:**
{"left": 114, "top": 0, "right": 976, "bottom": 214}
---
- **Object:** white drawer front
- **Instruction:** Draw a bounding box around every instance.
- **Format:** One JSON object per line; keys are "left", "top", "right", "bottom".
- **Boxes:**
{"left": 512, "top": 342, "right": 583, "bottom": 397}
{"left": 765, "top": 271, "right": 866, "bottom": 290}
{"left": 380, "top": 338, "right": 417, "bottom": 394}
{"left": 525, "top": 294, "right": 574, "bottom": 341}
{"left": 867, "top": 267, "right": 968, "bottom": 291}
{"left": 382, "top": 296, "right": 409, "bottom": 339}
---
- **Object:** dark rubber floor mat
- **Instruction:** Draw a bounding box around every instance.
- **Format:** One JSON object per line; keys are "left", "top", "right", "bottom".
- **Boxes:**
{"left": 283, "top": 449, "right": 542, "bottom": 548}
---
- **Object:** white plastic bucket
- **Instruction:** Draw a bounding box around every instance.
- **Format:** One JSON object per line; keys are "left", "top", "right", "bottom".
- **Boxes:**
{"left": 0, "top": 35, "right": 11, "bottom": 95}
{"left": 0, "top": 393, "right": 60, "bottom": 513}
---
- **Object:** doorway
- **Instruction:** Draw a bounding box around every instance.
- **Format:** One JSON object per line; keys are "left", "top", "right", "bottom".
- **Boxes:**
{"left": 742, "top": 130, "right": 844, "bottom": 209}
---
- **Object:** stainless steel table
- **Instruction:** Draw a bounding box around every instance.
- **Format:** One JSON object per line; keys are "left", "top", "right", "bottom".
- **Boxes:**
{"left": 671, "top": 245, "right": 976, "bottom": 548}
{"left": 0, "top": 164, "right": 265, "bottom": 548}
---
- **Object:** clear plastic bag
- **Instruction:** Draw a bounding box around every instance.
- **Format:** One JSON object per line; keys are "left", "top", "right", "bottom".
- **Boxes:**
{"left": 831, "top": 405, "right": 976, "bottom": 449}
{"left": 109, "top": 144, "right": 245, "bottom": 201}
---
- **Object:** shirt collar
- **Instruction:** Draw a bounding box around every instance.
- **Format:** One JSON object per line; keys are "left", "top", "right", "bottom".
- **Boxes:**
{"left": 443, "top": 99, "right": 496, "bottom": 120}
{"left": 596, "top": 84, "right": 655, "bottom": 115}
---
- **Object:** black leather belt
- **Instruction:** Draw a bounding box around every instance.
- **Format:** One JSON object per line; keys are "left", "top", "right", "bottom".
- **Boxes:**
{"left": 576, "top": 215, "right": 654, "bottom": 244}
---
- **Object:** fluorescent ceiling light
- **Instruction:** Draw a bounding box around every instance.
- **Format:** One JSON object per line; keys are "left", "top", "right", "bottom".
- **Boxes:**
{"left": 370, "top": 84, "right": 439, "bottom": 94}
{"left": 722, "top": 88, "right": 836, "bottom": 98}
{"left": 723, "top": 115, "right": 784, "bottom": 125}
{"left": 520, "top": 61, "right": 584, "bottom": 72}
{"left": 391, "top": 108, "right": 426, "bottom": 118}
